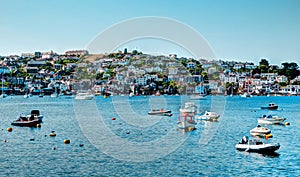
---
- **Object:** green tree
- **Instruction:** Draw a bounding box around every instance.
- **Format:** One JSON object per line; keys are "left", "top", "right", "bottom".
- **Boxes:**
{"left": 279, "top": 62, "right": 299, "bottom": 81}
{"left": 259, "top": 59, "right": 269, "bottom": 73}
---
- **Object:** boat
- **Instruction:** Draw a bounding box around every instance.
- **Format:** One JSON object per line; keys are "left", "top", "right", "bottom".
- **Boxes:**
{"left": 195, "top": 111, "right": 220, "bottom": 121}
{"left": 177, "top": 114, "right": 196, "bottom": 131}
{"left": 75, "top": 92, "right": 94, "bottom": 100}
{"left": 179, "top": 102, "right": 197, "bottom": 114}
{"left": 0, "top": 76, "right": 7, "bottom": 98}
{"left": 250, "top": 125, "right": 271, "bottom": 137}
{"left": 241, "top": 92, "right": 252, "bottom": 98}
{"left": 235, "top": 136, "right": 280, "bottom": 153}
{"left": 261, "top": 102, "right": 278, "bottom": 110}
{"left": 257, "top": 115, "right": 286, "bottom": 125}
{"left": 190, "top": 84, "right": 207, "bottom": 100}
{"left": 50, "top": 86, "right": 59, "bottom": 98}
{"left": 148, "top": 108, "right": 172, "bottom": 116}
{"left": 11, "top": 111, "right": 43, "bottom": 127}
{"left": 129, "top": 92, "right": 135, "bottom": 97}
{"left": 19, "top": 110, "right": 44, "bottom": 122}
{"left": 190, "top": 94, "right": 207, "bottom": 100}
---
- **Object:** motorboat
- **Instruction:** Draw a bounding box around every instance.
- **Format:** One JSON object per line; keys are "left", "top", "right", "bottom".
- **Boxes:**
{"left": 190, "top": 94, "right": 207, "bottom": 100}
{"left": 50, "top": 93, "right": 59, "bottom": 98}
{"left": 129, "top": 92, "right": 135, "bottom": 97}
{"left": 195, "top": 111, "right": 220, "bottom": 121}
{"left": 24, "top": 93, "right": 32, "bottom": 98}
{"left": 179, "top": 102, "right": 197, "bottom": 114}
{"left": 19, "top": 110, "right": 44, "bottom": 122}
{"left": 177, "top": 114, "right": 196, "bottom": 131}
{"left": 250, "top": 125, "right": 271, "bottom": 137}
{"left": 148, "top": 108, "right": 172, "bottom": 116}
{"left": 261, "top": 102, "right": 278, "bottom": 110}
{"left": 11, "top": 112, "right": 42, "bottom": 127}
{"left": 241, "top": 92, "right": 252, "bottom": 98}
{"left": 0, "top": 93, "right": 7, "bottom": 98}
{"left": 258, "top": 115, "right": 286, "bottom": 125}
{"left": 75, "top": 92, "right": 94, "bottom": 100}
{"left": 11, "top": 118, "right": 41, "bottom": 127}
{"left": 235, "top": 136, "right": 280, "bottom": 153}
{"left": 1, "top": 77, "right": 7, "bottom": 98}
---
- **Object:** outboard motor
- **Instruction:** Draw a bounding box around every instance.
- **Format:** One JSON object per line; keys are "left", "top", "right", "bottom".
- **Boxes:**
{"left": 242, "top": 136, "right": 248, "bottom": 144}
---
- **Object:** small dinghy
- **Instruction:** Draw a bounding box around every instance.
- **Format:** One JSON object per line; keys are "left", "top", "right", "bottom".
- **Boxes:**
{"left": 258, "top": 115, "right": 286, "bottom": 125}
{"left": 148, "top": 108, "right": 172, "bottom": 116}
{"left": 250, "top": 125, "right": 271, "bottom": 137}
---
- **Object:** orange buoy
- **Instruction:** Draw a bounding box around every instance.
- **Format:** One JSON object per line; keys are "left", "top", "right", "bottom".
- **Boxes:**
{"left": 6, "top": 127, "right": 12, "bottom": 132}
{"left": 64, "top": 139, "right": 70, "bottom": 144}
{"left": 266, "top": 133, "right": 273, "bottom": 140}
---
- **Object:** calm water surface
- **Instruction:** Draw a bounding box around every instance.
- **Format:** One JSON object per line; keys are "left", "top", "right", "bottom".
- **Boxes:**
{"left": 0, "top": 95, "right": 299, "bottom": 176}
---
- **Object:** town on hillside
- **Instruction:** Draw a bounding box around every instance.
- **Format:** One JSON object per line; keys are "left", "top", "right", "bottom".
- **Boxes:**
{"left": 0, "top": 49, "right": 300, "bottom": 97}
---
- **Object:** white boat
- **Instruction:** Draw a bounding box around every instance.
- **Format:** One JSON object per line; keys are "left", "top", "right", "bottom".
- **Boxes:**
{"left": 190, "top": 94, "right": 207, "bottom": 100}
{"left": 19, "top": 110, "right": 43, "bottom": 122}
{"left": 0, "top": 76, "right": 7, "bottom": 98}
{"left": 177, "top": 114, "right": 196, "bottom": 131}
{"left": 75, "top": 92, "right": 94, "bottom": 100}
{"left": 235, "top": 136, "right": 280, "bottom": 153}
{"left": 148, "top": 108, "right": 172, "bottom": 116}
{"left": 179, "top": 102, "right": 197, "bottom": 114}
{"left": 241, "top": 92, "right": 252, "bottom": 98}
{"left": 23, "top": 93, "right": 32, "bottom": 98}
{"left": 129, "top": 92, "right": 134, "bottom": 97}
{"left": 250, "top": 125, "right": 271, "bottom": 137}
{"left": 51, "top": 86, "right": 59, "bottom": 98}
{"left": 258, "top": 115, "right": 286, "bottom": 125}
{"left": 50, "top": 93, "right": 59, "bottom": 98}
{"left": 0, "top": 93, "right": 7, "bottom": 98}
{"left": 195, "top": 111, "right": 220, "bottom": 121}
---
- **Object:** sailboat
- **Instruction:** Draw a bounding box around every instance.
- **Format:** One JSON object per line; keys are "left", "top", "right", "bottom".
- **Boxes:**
{"left": 0, "top": 75, "right": 7, "bottom": 98}
{"left": 50, "top": 85, "right": 59, "bottom": 98}
{"left": 190, "top": 84, "right": 206, "bottom": 100}
{"left": 240, "top": 79, "right": 252, "bottom": 98}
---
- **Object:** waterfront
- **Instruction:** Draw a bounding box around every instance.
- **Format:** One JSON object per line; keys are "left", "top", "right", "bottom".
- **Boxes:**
{"left": 0, "top": 95, "right": 299, "bottom": 176}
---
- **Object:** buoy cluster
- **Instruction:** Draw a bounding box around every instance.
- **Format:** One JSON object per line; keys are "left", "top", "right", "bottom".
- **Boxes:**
{"left": 2, "top": 127, "right": 85, "bottom": 149}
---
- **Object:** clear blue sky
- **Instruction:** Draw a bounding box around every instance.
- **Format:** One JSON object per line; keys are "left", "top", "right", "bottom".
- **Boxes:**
{"left": 1, "top": 0, "right": 299, "bottom": 65}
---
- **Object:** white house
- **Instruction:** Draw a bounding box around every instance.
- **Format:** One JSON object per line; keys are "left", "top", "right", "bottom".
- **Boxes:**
{"left": 168, "top": 68, "right": 178, "bottom": 75}
{"left": 245, "top": 64, "right": 257, "bottom": 70}
{"left": 233, "top": 64, "right": 244, "bottom": 70}
{"left": 186, "top": 62, "right": 196, "bottom": 69}
{"left": 276, "top": 75, "right": 288, "bottom": 83}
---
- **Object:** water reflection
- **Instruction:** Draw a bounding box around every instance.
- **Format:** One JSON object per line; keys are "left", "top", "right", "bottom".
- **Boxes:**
{"left": 236, "top": 151, "right": 280, "bottom": 158}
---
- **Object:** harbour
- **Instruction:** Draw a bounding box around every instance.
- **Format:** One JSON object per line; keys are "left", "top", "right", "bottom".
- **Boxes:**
{"left": 0, "top": 95, "right": 299, "bottom": 176}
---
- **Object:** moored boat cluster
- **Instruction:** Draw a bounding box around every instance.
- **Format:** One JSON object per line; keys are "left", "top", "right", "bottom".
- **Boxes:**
{"left": 235, "top": 102, "right": 290, "bottom": 154}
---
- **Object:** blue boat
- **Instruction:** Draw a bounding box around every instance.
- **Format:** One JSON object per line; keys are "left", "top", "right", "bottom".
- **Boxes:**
{"left": 261, "top": 102, "right": 278, "bottom": 110}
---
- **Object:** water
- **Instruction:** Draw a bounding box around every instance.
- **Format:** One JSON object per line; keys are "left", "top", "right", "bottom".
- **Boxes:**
{"left": 0, "top": 95, "right": 299, "bottom": 176}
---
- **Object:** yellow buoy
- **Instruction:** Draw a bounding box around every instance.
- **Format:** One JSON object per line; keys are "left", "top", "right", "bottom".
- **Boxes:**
{"left": 64, "top": 139, "right": 70, "bottom": 144}
{"left": 6, "top": 127, "right": 12, "bottom": 132}
{"left": 285, "top": 122, "right": 290, "bottom": 126}
{"left": 49, "top": 131, "right": 56, "bottom": 137}
{"left": 36, "top": 124, "right": 41, "bottom": 128}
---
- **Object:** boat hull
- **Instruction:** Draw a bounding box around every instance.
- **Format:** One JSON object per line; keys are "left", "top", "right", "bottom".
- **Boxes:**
{"left": 11, "top": 119, "right": 41, "bottom": 127}
{"left": 148, "top": 111, "right": 172, "bottom": 116}
{"left": 235, "top": 143, "right": 280, "bottom": 153}
{"left": 258, "top": 118, "right": 285, "bottom": 125}
{"left": 261, "top": 106, "right": 278, "bottom": 110}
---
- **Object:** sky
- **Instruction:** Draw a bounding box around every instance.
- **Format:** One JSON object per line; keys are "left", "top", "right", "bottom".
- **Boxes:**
{"left": 0, "top": 0, "right": 300, "bottom": 65}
